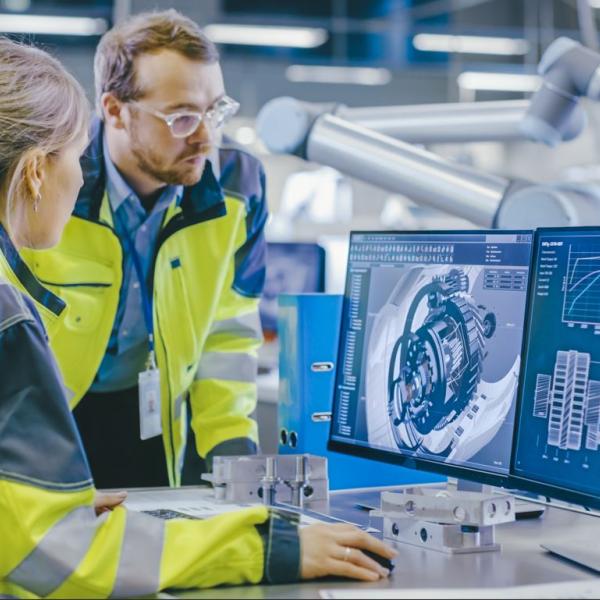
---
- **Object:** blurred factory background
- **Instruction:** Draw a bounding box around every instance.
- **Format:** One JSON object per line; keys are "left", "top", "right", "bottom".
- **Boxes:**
{"left": 3, "top": 1, "right": 600, "bottom": 258}
{"left": 4, "top": 0, "right": 600, "bottom": 449}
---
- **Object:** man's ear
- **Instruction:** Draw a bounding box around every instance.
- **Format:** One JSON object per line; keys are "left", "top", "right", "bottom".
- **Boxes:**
{"left": 22, "top": 148, "right": 46, "bottom": 201}
{"left": 102, "top": 93, "right": 128, "bottom": 130}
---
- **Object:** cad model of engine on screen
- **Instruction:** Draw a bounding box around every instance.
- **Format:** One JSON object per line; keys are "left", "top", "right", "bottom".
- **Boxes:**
{"left": 330, "top": 231, "right": 533, "bottom": 476}
{"left": 513, "top": 229, "right": 600, "bottom": 500}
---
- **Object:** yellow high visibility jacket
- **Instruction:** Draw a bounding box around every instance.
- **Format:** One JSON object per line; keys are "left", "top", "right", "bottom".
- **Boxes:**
{"left": 0, "top": 225, "right": 300, "bottom": 598}
{"left": 20, "top": 120, "right": 268, "bottom": 486}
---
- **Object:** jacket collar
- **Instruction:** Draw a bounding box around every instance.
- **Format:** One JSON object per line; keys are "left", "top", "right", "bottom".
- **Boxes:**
{"left": 76, "top": 118, "right": 225, "bottom": 223}
{"left": 0, "top": 224, "right": 66, "bottom": 317}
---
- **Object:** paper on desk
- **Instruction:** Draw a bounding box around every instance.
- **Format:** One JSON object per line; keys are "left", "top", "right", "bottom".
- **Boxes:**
{"left": 319, "top": 579, "right": 600, "bottom": 599}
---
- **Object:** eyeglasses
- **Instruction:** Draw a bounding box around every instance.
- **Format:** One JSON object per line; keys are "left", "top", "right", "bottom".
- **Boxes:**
{"left": 130, "top": 95, "right": 240, "bottom": 138}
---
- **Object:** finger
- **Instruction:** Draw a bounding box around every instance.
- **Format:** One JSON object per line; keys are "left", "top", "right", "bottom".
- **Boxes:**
{"left": 341, "top": 547, "right": 390, "bottom": 578}
{"left": 323, "top": 523, "right": 357, "bottom": 536}
{"left": 95, "top": 491, "right": 127, "bottom": 509}
{"left": 328, "top": 558, "right": 382, "bottom": 582}
{"left": 338, "top": 529, "right": 397, "bottom": 559}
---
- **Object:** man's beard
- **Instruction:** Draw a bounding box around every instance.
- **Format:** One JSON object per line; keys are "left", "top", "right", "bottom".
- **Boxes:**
{"left": 130, "top": 124, "right": 207, "bottom": 187}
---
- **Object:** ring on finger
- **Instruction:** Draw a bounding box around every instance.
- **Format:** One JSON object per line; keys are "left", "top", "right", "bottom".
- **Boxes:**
{"left": 343, "top": 546, "right": 352, "bottom": 562}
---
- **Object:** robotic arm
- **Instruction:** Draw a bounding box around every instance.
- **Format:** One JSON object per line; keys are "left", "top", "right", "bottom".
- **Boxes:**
{"left": 259, "top": 97, "right": 585, "bottom": 147}
{"left": 257, "top": 38, "right": 600, "bottom": 229}
{"left": 522, "top": 37, "right": 600, "bottom": 146}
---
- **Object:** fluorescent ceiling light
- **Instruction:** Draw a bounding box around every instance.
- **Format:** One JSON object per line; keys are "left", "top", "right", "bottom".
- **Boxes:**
{"left": 457, "top": 71, "right": 541, "bottom": 92}
{"left": 589, "top": 0, "right": 600, "bottom": 7}
{"left": 286, "top": 65, "right": 391, "bottom": 86}
{"left": 413, "top": 33, "right": 529, "bottom": 56}
{"left": 205, "top": 24, "right": 327, "bottom": 48}
{"left": 0, "top": 14, "right": 108, "bottom": 35}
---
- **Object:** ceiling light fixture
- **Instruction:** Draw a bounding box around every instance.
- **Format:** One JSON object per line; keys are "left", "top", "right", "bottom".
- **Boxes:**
{"left": 205, "top": 24, "right": 327, "bottom": 48}
{"left": 0, "top": 14, "right": 108, "bottom": 35}
{"left": 286, "top": 65, "right": 391, "bottom": 86}
{"left": 414, "top": 33, "right": 529, "bottom": 56}
{"left": 457, "top": 71, "right": 541, "bottom": 92}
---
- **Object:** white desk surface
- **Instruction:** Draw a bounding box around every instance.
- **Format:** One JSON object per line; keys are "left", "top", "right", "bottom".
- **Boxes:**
{"left": 123, "top": 486, "right": 600, "bottom": 599}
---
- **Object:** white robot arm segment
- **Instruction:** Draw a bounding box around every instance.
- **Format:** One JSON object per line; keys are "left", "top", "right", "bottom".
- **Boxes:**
{"left": 521, "top": 37, "right": 600, "bottom": 146}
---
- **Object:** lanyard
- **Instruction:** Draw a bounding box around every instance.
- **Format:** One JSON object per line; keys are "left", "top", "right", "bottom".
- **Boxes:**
{"left": 114, "top": 208, "right": 156, "bottom": 369}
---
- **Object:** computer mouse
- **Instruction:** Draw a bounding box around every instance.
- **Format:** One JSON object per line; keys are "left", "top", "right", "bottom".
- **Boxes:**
{"left": 362, "top": 549, "right": 395, "bottom": 572}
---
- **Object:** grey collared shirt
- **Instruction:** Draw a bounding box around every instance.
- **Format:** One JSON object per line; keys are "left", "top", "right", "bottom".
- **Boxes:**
{"left": 91, "top": 137, "right": 183, "bottom": 392}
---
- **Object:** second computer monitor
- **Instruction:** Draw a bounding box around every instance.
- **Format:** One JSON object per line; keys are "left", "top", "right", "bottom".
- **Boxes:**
{"left": 512, "top": 227, "right": 600, "bottom": 510}
{"left": 260, "top": 242, "right": 326, "bottom": 335}
{"left": 329, "top": 231, "right": 533, "bottom": 485}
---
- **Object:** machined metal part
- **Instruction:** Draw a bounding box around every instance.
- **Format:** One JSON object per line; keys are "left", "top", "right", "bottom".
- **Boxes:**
{"left": 203, "top": 454, "right": 328, "bottom": 506}
{"left": 382, "top": 517, "right": 499, "bottom": 554}
{"left": 372, "top": 488, "right": 515, "bottom": 554}
{"left": 288, "top": 455, "right": 308, "bottom": 509}
{"left": 375, "top": 488, "right": 515, "bottom": 526}
{"left": 261, "top": 456, "right": 280, "bottom": 506}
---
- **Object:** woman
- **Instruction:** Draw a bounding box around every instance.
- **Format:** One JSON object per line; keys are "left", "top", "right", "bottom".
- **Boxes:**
{"left": 0, "top": 38, "right": 395, "bottom": 598}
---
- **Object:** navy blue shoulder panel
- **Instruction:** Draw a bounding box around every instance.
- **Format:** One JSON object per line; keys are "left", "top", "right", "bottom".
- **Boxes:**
{"left": 219, "top": 146, "right": 268, "bottom": 298}
{"left": 74, "top": 117, "right": 106, "bottom": 222}
{"left": 0, "top": 290, "right": 93, "bottom": 491}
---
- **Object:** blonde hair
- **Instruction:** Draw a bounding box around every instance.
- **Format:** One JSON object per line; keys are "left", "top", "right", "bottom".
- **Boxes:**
{"left": 0, "top": 37, "right": 89, "bottom": 235}
{"left": 94, "top": 9, "right": 219, "bottom": 118}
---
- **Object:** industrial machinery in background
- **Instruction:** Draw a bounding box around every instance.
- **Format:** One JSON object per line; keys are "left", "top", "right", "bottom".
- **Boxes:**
{"left": 257, "top": 38, "right": 600, "bottom": 229}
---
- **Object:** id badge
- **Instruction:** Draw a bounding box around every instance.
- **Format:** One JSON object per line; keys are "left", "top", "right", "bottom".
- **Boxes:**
{"left": 139, "top": 367, "right": 162, "bottom": 440}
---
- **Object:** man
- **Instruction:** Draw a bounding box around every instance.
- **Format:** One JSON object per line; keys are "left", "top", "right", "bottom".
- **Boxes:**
{"left": 23, "top": 9, "right": 266, "bottom": 488}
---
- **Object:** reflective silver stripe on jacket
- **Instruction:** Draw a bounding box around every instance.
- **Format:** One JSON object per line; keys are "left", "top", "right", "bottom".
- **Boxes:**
{"left": 7, "top": 506, "right": 101, "bottom": 597}
{"left": 195, "top": 352, "right": 258, "bottom": 383}
{"left": 209, "top": 311, "right": 263, "bottom": 341}
{"left": 110, "top": 511, "right": 165, "bottom": 598}
{"left": 0, "top": 283, "right": 31, "bottom": 334}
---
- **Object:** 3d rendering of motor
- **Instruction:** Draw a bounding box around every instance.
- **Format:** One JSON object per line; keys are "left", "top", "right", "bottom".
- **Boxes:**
{"left": 388, "top": 268, "right": 489, "bottom": 451}
{"left": 364, "top": 266, "right": 519, "bottom": 463}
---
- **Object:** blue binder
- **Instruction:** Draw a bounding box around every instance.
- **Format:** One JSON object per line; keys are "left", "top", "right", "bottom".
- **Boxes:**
{"left": 277, "top": 293, "right": 444, "bottom": 490}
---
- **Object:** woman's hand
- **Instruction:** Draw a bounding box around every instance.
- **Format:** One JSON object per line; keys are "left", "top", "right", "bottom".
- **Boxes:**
{"left": 94, "top": 490, "right": 127, "bottom": 516}
{"left": 299, "top": 523, "right": 397, "bottom": 581}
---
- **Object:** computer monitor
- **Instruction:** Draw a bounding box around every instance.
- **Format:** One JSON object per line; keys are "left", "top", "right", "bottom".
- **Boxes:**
{"left": 329, "top": 230, "right": 534, "bottom": 487}
{"left": 512, "top": 227, "right": 600, "bottom": 511}
{"left": 259, "top": 242, "right": 326, "bottom": 335}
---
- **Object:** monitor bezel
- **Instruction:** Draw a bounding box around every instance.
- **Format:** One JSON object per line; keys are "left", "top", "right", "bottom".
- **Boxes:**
{"left": 327, "top": 228, "right": 535, "bottom": 489}
{"left": 508, "top": 226, "right": 600, "bottom": 511}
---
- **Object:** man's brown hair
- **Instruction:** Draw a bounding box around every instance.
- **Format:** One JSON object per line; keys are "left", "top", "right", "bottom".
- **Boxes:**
{"left": 94, "top": 9, "right": 219, "bottom": 118}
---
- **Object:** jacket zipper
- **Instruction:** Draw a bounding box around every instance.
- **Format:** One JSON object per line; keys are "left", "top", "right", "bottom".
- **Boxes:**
{"left": 148, "top": 206, "right": 225, "bottom": 483}
{"left": 155, "top": 301, "right": 176, "bottom": 482}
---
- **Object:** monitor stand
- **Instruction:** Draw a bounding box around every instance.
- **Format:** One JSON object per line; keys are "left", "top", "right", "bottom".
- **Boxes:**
{"left": 456, "top": 479, "right": 545, "bottom": 520}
